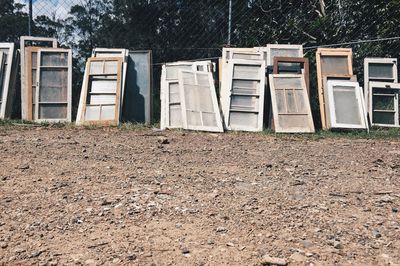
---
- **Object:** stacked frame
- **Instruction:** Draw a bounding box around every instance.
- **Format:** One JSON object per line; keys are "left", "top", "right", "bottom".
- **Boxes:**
{"left": 20, "top": 36, "right": 58, "bottom": 120}
{"left": 316, "top": 48, "right": 353, "bottom": 129}
{"left": 35, "top": 48, "right": 72, "bottom": 123}
{"left": 160, "top": 61, "right": 214, "bottom": 130}
{"left": 178, "top": 70, "right": 223, "bottom": 132}
{"left": 224, "top": 59, "right": 265, "bottom": 132}
{"left": 0, "top": 43, "right": 18, "bottom": 119}
{"left": 266, "top": 44, "right": 303, "bottom": 66}
{"left": 269, "top": 74, "right": 314, "bottom": 133}
{"left": 77, "top": 57, "right": 123, "bottom": 126}
{"left": 325, "top": 80, "right": 368, "bottom": 130}
{"left": 273, "top": 57, "right": 310, "bottom": 94}
{"left": 368, "top": 82, "right": 400, "bottom": 128}
{"left": 364, "top": 58, "right": 398, "bottom": 111}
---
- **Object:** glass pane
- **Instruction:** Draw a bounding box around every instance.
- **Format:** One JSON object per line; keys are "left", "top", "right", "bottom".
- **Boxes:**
{"left": 332, "top": 85, "right": 362, "bottom": 125}
{"left": 369, "top": 63, "right": 394, "bottom": 79}
{"left": 41, "top": 52, "right": 68, "bottom": 67}
{"left": 39, "top": 69, "right": 68, "bottom": 102}
{"left": 232, "top": 80, "right": 259, "bottom": 95}
{"left": 373, "top": 112, "right": 395, "bottom": 125}
{"left": 321, "top": 56, "right": 349, "bottom": 75}
{"left": 231, "top": 95, "right": 259, "bottom": 111}
{"left": 229, "top": 111, "right": 258, "bottom": 128}
{"left": 39, "top": 104, "right": 67, "bottom": 119}
{"left": 233, "top": 64, "right": 261, "bottom": 79}
{"left": 373, "top": 95, "right": 394, "bottom": 110}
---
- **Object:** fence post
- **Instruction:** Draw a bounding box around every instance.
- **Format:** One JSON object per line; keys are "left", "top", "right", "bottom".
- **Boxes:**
{"left": 28, "top": 0, "right": 33, "bottom": 36}
{"left": 228, "top": 0, "right": 232, "bottom": 46}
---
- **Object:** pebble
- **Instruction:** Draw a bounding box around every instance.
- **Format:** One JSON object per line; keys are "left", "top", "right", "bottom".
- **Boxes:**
{"left": 373, "top": 230, "right": 382, "bottom": 238}
{"left": 0, "top": 242, "right": 8, "bottom": 248}
{"left": 216, "top": 226, "right": 227, "bottom": 233}
{"left": 334, "top": 241, "right": 343, "bottom": 249}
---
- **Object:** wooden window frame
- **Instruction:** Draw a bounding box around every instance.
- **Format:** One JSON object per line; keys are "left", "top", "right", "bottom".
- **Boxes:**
{"left": 225, "top": 59, "right": 266, "bottom": 132}
{"left": 20, "top": 36, "right": 57, "bottom": 120}
{"left": 268, "top": 74, "right": 315, "bottom": 133}
{"left": 316, "top": 48, "right": 353, "bottom": 129}
{"left": 34, "top": 48, "right": 72, "bottom": 123}
{"left": 273, "top": 56, "right": 310, "bottom": 94}
{"left": 364, "top": 58, "right": 398, "bottom": 111}
{"left": 368, "top": 81, "right": 400, "bottom": 128}
{"left": 25, "top": 47, "right": 42, "bottom": 121}
{"left": 178, "top": 70, "right": 223, "bottom": 132}
{"left": 326, "top": 80, "right": 368, "bottom": 130}
{"left": 266, "top": 44, "right": 303, "bottom": 66}
{"left": 0, "top": 43, "right": 17, "bottom": 119}
{"left": 78, "top": 57, "right": 123, "bottom": 126}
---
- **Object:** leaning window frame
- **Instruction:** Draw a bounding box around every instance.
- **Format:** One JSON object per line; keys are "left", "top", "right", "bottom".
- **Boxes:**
{"left": 268, "top": 74, "right": 315, "bottom": 133}
{"left": 178, "top": 70, "right": 224, "bottom": 133}
{"left": 0, "top": 43, "right": 17, "bottom": 119}
{"left": 273, "top": 56, "right": 310, "bottom": 94}
{"left": 316, "top": 48, "right": 353, "bottom": 129}
{"left": 79, "top": 57, "right": 123, "bottom": 126}
{"left": 34, "top": 48, "right": 73, "bottom": 123}
{"left": 368, "top": 81, "right": 400, "bottom": 128}
{"left": 364, "top": 58, "right": 398, "bottom": 111}
{"left": 225, "top": 59, "right": 266, "bottom": 132}
{"left": 266, "top": 44, "right": 303, "bottom": 66}
{"left": 326, "top": 80, "right": 368, "bottom": 130}
{"left": 20, "top": 36, "right": 57, "bottom": 120}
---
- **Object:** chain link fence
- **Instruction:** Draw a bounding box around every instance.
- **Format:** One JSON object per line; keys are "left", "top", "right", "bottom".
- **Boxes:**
{"left": 3, "top": 0, "right": 400, "bottom": 122}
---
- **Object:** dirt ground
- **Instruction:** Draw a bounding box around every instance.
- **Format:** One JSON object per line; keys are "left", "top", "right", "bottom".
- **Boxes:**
{"left": 0, "top": 126, "right": 399, "bottom": 266}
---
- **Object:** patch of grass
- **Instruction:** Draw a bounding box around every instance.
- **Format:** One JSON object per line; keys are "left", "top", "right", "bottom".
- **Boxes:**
{"left": 120, "top": 122, "right": 150, "bottom": 131}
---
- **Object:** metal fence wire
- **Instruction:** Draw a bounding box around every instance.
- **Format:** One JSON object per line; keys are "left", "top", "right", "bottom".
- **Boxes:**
{"left": 2, "top": 0, "right": 400, "bottom": 123}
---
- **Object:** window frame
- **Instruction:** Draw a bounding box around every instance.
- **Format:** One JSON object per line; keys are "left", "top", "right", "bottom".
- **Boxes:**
{"left": 273, "top": 56, "right": 310, "bottom": 94}
{"left": 35, "top": 48, "right": 72, "bottom": 123}
{"left": 266, "top": 44, "right": 303, "bottom": 66}
{"left": 0, "top": 43, "right": 17, "bottom": 119}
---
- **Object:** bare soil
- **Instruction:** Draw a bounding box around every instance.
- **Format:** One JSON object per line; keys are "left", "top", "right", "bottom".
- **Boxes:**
{"left": 0, "top": 127, "right": 399, "bottom": 266}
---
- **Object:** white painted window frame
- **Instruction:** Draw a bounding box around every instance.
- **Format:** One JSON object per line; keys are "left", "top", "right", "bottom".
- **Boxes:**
{"left": 20, "top": 36, "right": 58, "bottom": 120}
{"left": 225, "top": 59, "right": 266, "bottom": 132}
{"left": 364, "top": 58, "right": 398, "bottom": 111}
{"left": 268, "top": 74, "right": 315, "bottom": 133}
{"left": 178, "top": 70, "right": 223, "bottom": 132}
{"left": 326, "top": 80, "right": 368, "bottom": 130}
{"left": 34, "top": 48, "right": 72, "bottom": 123}
{"left": 368, "top": 81, "right": 400, "bottom": 128}
{"left": 266, "top": 44, "right": 303, "bottom": 66}
{"left": 160, "top": 61, "right": 214, "bottom": 130}
{"left": 0, "top": 43, "right": 17, "bottom": 119}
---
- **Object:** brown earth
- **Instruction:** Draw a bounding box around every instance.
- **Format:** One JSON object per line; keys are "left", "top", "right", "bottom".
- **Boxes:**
{"left": 0, "top": 127, "right": 399, "bottom": 266}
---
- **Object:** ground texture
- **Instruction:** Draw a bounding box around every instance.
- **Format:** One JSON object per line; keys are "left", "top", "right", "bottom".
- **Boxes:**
{"left": 0, "top": 127, "right": 399, "bottom": 266}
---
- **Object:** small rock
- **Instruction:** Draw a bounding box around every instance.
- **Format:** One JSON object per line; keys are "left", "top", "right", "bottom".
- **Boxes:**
{"left": 226, "top": 242, "right": 234, "bottom": 247}
{"left": 379, "top": 195, "right": 394, "bottom": 203}
{"left": 216, "top": 226, "right": 227, "bottom": 233}
{"left": 207, "top": 239, "right": 215, "bottom": 245}
{"left": 301, "top": 239, "right": 313, "bottom": 248}
{"left": 17, "top": 164, "right": 29, "bottom": 170}
{"left": 263, "top": 255, "right": 287, "bottom": 265}
{"left": 333, "top": 241, "right": 343, "bottom": 250}
{"left": 290, "top": 253, "right": 307, "bottom": 263}
{"left": 127, "top": 254, "right": 137, "bottom": 261}
{"left": 0, "top": 242, "right": 8, "bottom": 248}
{"left": 182, "top": 248, "right": 190, "bottom": 254}
{"left": 158, "top": 137, "right": 169, "bottom": 145}
{"left": 373, "top": 230, "right": 382, "bottom": 238}
{"left": 85, "top": 259, "right": 96, "bottom": 265}
{"left": 392, "top": 207, "right": 398, "bottom": 213}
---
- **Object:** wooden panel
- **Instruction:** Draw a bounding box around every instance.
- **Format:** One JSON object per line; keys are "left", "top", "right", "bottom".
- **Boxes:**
{"left": 35, "top": 48, "right": 72, "bottom": 123}
{"left": 325, "top": 80, "right": 368, "bottom": 130}
{"left": 269, "top": 74, "right": 314, "bottom": 133}
{"left": 225, "top": 59, "right": 265, "bottom": 132}
{"left": 368, "top": 82, "right": 400, "bottom": 128}
{"left": 78, "top": 57, "right": 123, "bottom": 126}
{"left": 179, "top": 70, "right": 223, "bottom": 132}
{"left": 316, "top": 48, "right": 353, "bottom": 129}
{"left": 20, "top": 36, "right": 57, "bottom": 120}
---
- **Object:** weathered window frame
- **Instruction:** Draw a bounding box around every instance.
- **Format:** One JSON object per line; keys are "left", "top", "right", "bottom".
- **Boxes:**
{"left": 368, "top": 82, "right": 400, "bottom": 128}
{"left": 160, "top": 61, "right": 214, "bottom": 130}
{"left": 268, "top": 74, "right": 314, "bottom": 133}
{"left": 273, "top": 56, "right": 310, "bottom": 94}
{"left": 78, "top": 57, "right": 123, "bottom": 126}
{"left": 364, "top": 58, "right": 398, "bottom": 110}
{"left": 224, "top": 59, "right": 265, "bottom": 132}
{"left": 34, "top": 48, "right": 72, "bottom": 123}
{"left": 316, "top": 48, "right": 353, "bottom": 129}
{"left": 266, "top": 44, "right": 303, "bottom": 66}
{"left": 178, "top": 70, "right": 223, "bottom": 132}
{"left": 0, "top": 43, "right": 17, "bottom": 119}
{"left": 326, "top": 80, "right": 368, "bottom": 130}
{"left": 20, "top": 36, "right": 57, "bottom": 120}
